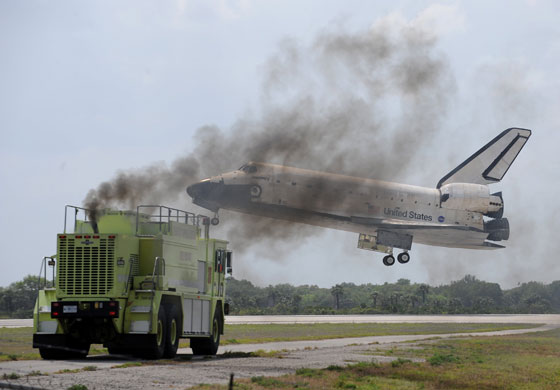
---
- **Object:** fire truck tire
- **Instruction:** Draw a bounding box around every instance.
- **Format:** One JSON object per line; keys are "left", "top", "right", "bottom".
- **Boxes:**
{"left": 191, "top": 311, "right": 221, "bottom": 355}
{"left": 163, "top": 305, "right": 181, "bottom": 358}
{"left": 139, "top": 307, "right": 167, "bottom": 359}
{"left": 39, "top": 341, "right": 90, "bottom": 360}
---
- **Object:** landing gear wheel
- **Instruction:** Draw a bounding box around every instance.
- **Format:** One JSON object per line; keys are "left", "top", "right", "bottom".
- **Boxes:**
{"left": 382, "top": 255, "right": 395, "bottom": 266}
{"left": 163, "top": 305, "right": 181, "bottom": 358}
{"left": 191, "top": 311, "right": 221, "bottom": 356}
{"left": 397, "top": 252, "right": 410, "bottom": 264}
{"left": 211, "top": 217, "right": 220, "bottom": 226}
{"left": 138, "top": 306, "right": 166, "bottom": 359}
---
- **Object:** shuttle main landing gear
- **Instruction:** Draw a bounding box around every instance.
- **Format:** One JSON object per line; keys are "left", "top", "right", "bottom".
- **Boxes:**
{"left": 382, "top": 255, "right": 395, "bottom": 266}
{"left": 397, "top": 252, "right": 410, "bottom": 264}
{"left": 211, "top": 212, "right": 220, "bottom": 226}
{"left": 382, "top": 252, "right": 410, "bottom": 266}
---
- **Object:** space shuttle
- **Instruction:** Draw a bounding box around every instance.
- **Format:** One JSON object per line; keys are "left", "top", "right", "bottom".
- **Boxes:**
{"left": 187, "top": 128, "right": 531, "bottom": 266}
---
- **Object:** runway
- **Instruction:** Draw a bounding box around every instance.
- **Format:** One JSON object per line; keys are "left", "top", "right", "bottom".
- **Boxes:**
{"left": 225, "top": 314, "right": 560, "bottom": 325}
{"left": 2, "top": 314, "right": 560, "bottom": 328}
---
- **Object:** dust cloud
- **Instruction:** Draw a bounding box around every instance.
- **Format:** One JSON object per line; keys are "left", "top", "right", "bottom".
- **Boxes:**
{"left": 84, "top": 17, "right": 455, "bottom": 255}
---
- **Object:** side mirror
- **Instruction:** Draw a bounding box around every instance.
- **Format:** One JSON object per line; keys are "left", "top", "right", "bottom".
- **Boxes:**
{"left": 226, "top": 251, "right": 233, "bottom": 275}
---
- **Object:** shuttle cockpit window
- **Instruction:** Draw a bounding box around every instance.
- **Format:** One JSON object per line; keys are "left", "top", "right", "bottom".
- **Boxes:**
{"left": 239, "top": 164, "right": 258, "bottom": 174}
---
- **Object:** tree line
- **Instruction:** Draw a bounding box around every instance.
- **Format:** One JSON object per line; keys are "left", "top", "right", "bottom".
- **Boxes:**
{"left": 1, "top": 274, "right": 559, "bottom": 318}
{"left": 0, "top": 275, "right": 51, "bottom": 318}
{"left": 226, "top": 275, "right": 560, "bottom": 315}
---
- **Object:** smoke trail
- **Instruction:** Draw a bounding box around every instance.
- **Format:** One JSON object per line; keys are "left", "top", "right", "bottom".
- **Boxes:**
{"left": 84, "top": 16, "right": 455, "bottom": 251}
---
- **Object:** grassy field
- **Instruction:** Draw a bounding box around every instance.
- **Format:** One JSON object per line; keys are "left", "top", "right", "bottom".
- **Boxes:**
{"left": 0, "top": 327, "right": 108, "bottom": 361}
{"left": 210, "top": 322, "right": 539, "bottom": 346}
{"left": 0, "top": 328, "right": 38, "bottom": 360}
{"left": 0, "top": 322, "right": 539, "bottom": 361}
{"left": 192, "top": 327, "right": 560, "bottom": 390}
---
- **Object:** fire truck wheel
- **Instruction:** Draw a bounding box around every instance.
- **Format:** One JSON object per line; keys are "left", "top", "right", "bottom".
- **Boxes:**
{"left": 191, "top": 311, "right": 221, "bottom": 355}
{"left": 163, "top": 305, "right": 181, "bottom": 358}
{"left": 140, "top": 307, "right": 167, "bottom": 359}
{"left": 39, "top": 348, "right": 64, "bottom": 360}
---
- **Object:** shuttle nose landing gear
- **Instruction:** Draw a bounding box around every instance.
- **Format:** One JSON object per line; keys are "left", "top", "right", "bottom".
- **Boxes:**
{"left": 397, "top": 252, "right": 410, "bottom": 264}
{"left": 211, "top": 213, "right": 220, "bottom": 226}
{"left": 382, "top": 255, "right": 395, "bottom": 266}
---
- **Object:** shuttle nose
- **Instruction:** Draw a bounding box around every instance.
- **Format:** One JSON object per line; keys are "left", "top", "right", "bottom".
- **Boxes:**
{"left": 186, "top": 180, "right": 207, "bottom": 199}
{"left": 186, "top": 179, "right": 224, "bottom": 212}
{"left": 187, "top": 180, "right": 218, "bottom": 199}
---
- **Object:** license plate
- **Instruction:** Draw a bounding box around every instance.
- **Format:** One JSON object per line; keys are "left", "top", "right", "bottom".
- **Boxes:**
{"left": 63, "top": 305, "right": 77, "bottom": 314}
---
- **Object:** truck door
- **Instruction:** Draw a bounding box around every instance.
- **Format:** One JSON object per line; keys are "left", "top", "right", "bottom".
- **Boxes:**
{"left": 213, "top": 248, "right": 225, "bottom": 297}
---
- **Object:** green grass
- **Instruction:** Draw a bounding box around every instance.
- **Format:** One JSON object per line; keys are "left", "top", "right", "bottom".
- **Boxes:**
{"left": 2, "top": 372, "right": 21, "bottom": 380}
{"left": 111, "top": 361, "right": 143, "bottom": 369}
{"left": 192, "top": 327, "right": 560, "bottom": 390}
{"left": 250, "top": 376, "right": 289, "bottom": 388}
{"left": 66, "top": 385, "right": 88, "bottom": 390}
{"left": 0, "top": 327, "right": 40, "bottom": 360}
{"left": 183, "top": 322, "right": 539, "bottom": 347}
{"left": 427, "top": 351, "right": 460, "bottom": 366}
{"left": 0, "top": 322, "right": 540, "bottom": 361}
{"left": 0, "top": 327, "right": 108, "bottom": 361}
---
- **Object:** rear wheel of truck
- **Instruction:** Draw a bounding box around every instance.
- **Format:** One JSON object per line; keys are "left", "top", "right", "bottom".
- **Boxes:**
{"left": 39, "top": 341, "right": 90, "bottom": 360}
{"left": 163, "top": 305, "right": 180, "bottom": 358}
{"left": 138, "top": 307, "right": 166, "bottom": 359}
{"left": 191, "top": 311, "right": 221, "bottom": 355}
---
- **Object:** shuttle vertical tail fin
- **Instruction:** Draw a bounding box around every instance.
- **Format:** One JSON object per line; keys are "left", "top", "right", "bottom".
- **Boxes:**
{"left": 437, "top": 128, "right": 531, "bottom": 188}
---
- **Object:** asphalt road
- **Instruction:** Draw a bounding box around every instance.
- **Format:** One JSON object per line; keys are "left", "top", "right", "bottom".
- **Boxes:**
{"left": 225, "top": 314, "right": 560, "bottom": 325}
{"left": 3, "top": 314, "right": 560, "bottom": 328}
{"left": 1, "top": 315, "right": 559, "bottom": 389}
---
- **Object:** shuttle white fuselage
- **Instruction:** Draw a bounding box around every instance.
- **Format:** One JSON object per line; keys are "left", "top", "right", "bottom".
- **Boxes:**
{"left": 187, "top": 128, "right": 531, "bottom": 266}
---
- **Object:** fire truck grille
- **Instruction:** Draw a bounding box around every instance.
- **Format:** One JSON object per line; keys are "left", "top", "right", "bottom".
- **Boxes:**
{"left": 58, "top": 238, "right": 115, "bottom": 295}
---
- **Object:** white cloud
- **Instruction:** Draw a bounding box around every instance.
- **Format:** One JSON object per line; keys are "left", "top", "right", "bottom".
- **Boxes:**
{"left": 414, "top": 3, "right": 466, "bottom": 35}
{"left": 369, "top": 3, "right": 465, "bottom": 45}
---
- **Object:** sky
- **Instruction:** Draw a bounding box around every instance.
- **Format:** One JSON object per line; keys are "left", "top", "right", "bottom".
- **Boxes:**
{"left": 1, "top": 0, "right": 559, "bottom": 289}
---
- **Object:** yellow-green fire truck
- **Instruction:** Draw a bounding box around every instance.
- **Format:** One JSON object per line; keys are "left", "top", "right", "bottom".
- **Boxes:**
{"left": 33, "top": 205, "right": 232, "bottom": 359}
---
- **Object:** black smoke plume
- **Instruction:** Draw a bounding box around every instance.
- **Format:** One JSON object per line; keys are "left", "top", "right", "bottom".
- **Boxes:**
{"left": 84, "top": 18, "right": 454, "bottom": 250}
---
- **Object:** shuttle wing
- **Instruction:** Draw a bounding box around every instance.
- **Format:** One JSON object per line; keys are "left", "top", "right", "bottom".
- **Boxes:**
{"left": 351, "top": 216, "right": 504, "bottom": 250}
{"left": 437, "top": 128, "right": 531, "bottom": 188}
